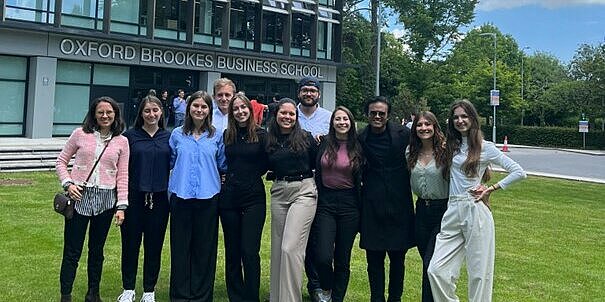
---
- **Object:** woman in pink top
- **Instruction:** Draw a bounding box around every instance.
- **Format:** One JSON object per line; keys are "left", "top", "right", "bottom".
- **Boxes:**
{"left": 55, "top": 96, "right": 130, "bottom": 302}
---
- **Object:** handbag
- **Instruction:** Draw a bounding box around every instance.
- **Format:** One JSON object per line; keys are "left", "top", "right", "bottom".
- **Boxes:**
{"left": 54, "top": 138, "right": 111, "bottom": 219}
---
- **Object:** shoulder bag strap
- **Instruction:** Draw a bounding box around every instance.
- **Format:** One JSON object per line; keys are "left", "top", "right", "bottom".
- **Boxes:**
{"left": 84, "top": 138, "right": 112, "bottom": 183}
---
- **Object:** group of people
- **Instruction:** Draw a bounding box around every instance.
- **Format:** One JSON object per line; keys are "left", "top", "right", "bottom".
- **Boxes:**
{"left": 55, "top": 75, "right": 526, "bottom": 302}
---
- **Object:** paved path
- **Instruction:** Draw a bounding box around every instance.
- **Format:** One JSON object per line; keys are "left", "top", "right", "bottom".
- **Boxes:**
{"left": 495, "top": 145, "right": 605, "bottom": 184}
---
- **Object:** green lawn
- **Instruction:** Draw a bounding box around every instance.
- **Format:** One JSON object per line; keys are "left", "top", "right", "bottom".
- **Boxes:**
{"left": 0, "top": 172, "right": 603, "bottom": 301}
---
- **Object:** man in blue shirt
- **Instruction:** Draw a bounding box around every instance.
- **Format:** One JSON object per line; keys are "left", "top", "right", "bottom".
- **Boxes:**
{"left": 212, "top": 78, "right": 236, "bottom": 135}
{"left": 297, "top": 76, "right": 332, "bottom": 302}
{"left": 173, "top": 89, "right": 187, "bottom": 127}
{"left": 297, "top": 76, "right": 332, "bottom": 138}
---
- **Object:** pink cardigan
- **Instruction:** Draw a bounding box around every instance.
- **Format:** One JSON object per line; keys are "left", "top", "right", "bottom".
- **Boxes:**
{"left": 56, "top": 128, "right": 130, "bottom": 207}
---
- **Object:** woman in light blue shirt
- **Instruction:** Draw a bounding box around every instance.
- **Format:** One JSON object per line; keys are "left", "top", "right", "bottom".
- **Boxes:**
{"left": 168, "top": 90, "right": 226, "bottom": 302}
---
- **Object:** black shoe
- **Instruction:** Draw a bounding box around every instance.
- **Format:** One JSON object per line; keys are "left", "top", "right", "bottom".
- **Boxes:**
{"left": 60, "top": 294, "right": 72, "bottom": 302}
{"left": 84, "top": 291, "right": 102, "bottom": 302}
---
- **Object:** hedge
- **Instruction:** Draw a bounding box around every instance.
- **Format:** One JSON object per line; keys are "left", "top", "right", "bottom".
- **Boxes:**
{"left": 481, "top": 125, "right": 605, "bottom": 150}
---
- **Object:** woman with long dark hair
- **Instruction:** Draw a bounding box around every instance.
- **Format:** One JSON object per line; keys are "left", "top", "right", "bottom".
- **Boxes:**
{"left": 428, "top": 100, "right": 526, "bottom": 302}
{"left": 406, "top": 111, "right": 449, "bottom": 302}
{"left": 220, "top": 93, "right": 269, "bottom": 302}
{"left": 56, "top": 96, "right": 129, "bottom": 302}
{"left": 311, "top": 106, "right": 363, "bottom": 302}
{"left": 117, "top": 96, "right": 170, "bottom": 302}
{"left": 168, "top": 90, "right": 226, "bottom": 302}
{"left": 266, "top": 98, "right": 319, "bottom": 302}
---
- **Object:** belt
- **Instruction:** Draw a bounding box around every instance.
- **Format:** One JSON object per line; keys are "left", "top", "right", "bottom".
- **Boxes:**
{"left": 417, "top": 197, "right": 448, "bottom": 207}
{"left": 275, "top": 173, "right": 313, "bottom": 182}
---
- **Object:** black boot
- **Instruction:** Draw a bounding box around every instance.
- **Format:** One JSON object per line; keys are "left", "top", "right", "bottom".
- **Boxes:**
{"left": 60, "top": 294, "right": 72, "bottom": 302}
{"left": 84, "top": 291, "right": 102, "bottom": 302}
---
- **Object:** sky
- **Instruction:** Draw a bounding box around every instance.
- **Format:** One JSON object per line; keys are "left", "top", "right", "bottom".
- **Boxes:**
{"left": 384, "top": 0, "right": 605, "bottom": 64}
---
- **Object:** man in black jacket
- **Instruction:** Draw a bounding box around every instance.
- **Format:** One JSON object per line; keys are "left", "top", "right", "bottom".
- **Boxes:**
{"left": 358, "top": 96, "right": 415, "bottom": 302}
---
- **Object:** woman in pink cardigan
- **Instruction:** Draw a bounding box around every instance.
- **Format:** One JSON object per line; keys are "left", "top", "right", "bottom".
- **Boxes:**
{"left": 55, "top": 96, "right": 130, "bottom": 302}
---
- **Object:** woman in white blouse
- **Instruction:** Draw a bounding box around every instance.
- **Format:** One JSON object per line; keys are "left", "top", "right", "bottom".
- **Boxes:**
{"left": 428, "top": 100, "right": 526, "bottom": 302}
{"left": 406, "top": 111, "right": 450, "bottom": 302}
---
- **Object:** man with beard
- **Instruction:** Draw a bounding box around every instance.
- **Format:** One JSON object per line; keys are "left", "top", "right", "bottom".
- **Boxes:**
{"left": 358, "top": 96, "right": 415, "bottom": 302}
{"left": 296, "top": 76, "right": 331, "bottom": 137}
{"left": 212, "top": 78, "right": 237, "bottom": 134}
{"left": 296, "top": 76, "right": 332, "bottom": 302}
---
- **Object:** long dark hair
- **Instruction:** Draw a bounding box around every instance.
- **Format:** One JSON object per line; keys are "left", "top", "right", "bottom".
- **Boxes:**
{"left": 133, "top": 95, "right": 165, "bottom": 130}
{"left": 182, "top": 90, "right": 215, "bottom": 137}
{"left": 266, "top": 98, "right": 309, "bottom": 153}
{"left": 82, "top": 96, "right": 124, "bottom": 136}
{"left": 446, "top": 99, "right": 487, "bottom": 179}
{"left": 407, "top": 111, "right": 449, "bottom": 180}
{"left": 224, "top": 92, "right": 259, "bottom": 145}
{"left": 323, "top": 106, "right": 364, "bottom": 172}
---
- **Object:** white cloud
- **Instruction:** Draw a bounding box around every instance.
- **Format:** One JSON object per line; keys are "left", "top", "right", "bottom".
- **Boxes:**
{"left": 391, "top": 28, "right": 406, "bottom": 39}
{"left": 478, "top": 0, "right": 605, "bottom": 11}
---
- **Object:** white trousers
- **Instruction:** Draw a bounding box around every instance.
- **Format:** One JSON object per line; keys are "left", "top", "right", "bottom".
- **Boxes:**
{"left": 269, "top": 178, "right": 318, "bottom": 302}
{"left": 427, "top": 194, "right": 495, "bottom": 302}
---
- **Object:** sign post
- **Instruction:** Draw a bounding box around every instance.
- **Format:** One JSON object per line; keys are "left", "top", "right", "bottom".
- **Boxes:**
{"left": 490, "top": 89, "right": 499, "bottom": 143}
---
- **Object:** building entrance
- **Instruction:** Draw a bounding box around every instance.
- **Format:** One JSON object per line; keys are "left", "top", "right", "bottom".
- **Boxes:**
{"left": 225, "top": 74, "right": 297, "bottom": 104}
{"left": 128, "top": 66, "right": 199, "bottom": 127}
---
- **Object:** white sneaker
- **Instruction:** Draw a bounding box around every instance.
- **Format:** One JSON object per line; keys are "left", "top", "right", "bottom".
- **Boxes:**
{"left": 117, "top": 290, "right": 135, "bottom": 302}
{"left": 140, "top": 292, "right": 156, "bottom": 302}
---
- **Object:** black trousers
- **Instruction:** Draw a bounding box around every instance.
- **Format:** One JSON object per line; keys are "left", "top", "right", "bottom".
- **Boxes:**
{"left": 305, "top": 219, "right": 321, "bottom": 295}
{"left": 120, "top": 191, "right": 170, "bottom": 292}
{"left": 60, "top": 209, "right": 114, "bottom": 295}
{"left": 219, "top": 193, "right": 266, "bottom": 302}
{"left": 313, "top": 188, "right": 359, "bottom": 302}
{"left": 414, "top": 199, "right": 447, "bottom": 302}
{"left": 365, "top": 249, "right": 407, "bottom": 302}
{"left": 170, "top": 195, "right": 219, "bottom": 302}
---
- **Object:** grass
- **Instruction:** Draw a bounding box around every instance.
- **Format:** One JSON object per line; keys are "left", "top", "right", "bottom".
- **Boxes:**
{"left": 0, "top": 172, "right": 603, "bottom": 301}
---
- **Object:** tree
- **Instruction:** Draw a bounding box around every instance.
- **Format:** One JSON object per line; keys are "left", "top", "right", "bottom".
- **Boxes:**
{"left": 524, "top": 52, "right": 569, "bottom": 126}
{"left": 570, "top": 43, "right": 605, "bottom": 130}
{"left": 383, "top": 0, "right": 478, "bottom": 61}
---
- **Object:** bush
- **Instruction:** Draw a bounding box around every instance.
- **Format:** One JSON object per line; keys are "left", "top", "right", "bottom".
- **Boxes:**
{"left": 481, "top": 125, "right": 605, "bottom": 150}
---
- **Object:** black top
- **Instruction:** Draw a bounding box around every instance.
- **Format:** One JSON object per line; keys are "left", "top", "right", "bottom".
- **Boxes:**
{"left": 123, "top": 127, "right": 171, "bottom": 193}
{"left": 365, "top": 128, "right": 390, "bottom": 167}
{"left": 224, "top": 126, "right": 269, "bottom": 185}
{"left": 268, "top": 131, "right": 318, "bottom": 178}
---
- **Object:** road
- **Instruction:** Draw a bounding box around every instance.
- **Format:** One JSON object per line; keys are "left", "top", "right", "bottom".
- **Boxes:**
{"left": 496, "top": 147, "right": 605, "bottom": 182}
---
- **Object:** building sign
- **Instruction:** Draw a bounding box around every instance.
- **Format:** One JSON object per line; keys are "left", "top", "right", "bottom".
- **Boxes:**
{"left": 55, "top": 37, "right": 325, "bottom": 79}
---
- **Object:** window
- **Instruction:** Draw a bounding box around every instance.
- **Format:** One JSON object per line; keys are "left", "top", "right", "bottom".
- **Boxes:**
{"left": 53, "top": 61, "right": 91, "bottom": 135}
{"left": 194, "top": 0, "right": 224, "bottom": 46}
{"left": 261, "top": 10, "right": 286, "bottom": 54}
{"left": 291, "top": 12, "right": 313, "bottom": 57}
{"left": 319, "top": 0, "right": 335, "bottom": 7}
{"left": 61, "top": 0, "right": 104, "bottom": 30}
{"left": 0, "top": 56, "right": 28, "bottom": 136}
{"left": 154, "top": 0, "right": 188, "bottom": 41}
{"left": 110, "top": 0, "right": 147, "bottom": 36}
{"left": 5, "top": 0, "right": 55, "bottom": 23}
{"left": 229, "top": 0, "right": 259, "bottom": 50}
{"left": 317, "top": 7, "right": 339, "bottom": 60}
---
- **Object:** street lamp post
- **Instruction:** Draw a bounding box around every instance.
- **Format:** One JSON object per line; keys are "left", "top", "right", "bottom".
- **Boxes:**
{"left": 480, "top": 32, "right": 497, "bottom": 142}
{"left": 520, "top": 46, "right": 531, "bottom": 126}
{"left": 375, "top": 4, "right": 381, "bottom": 96}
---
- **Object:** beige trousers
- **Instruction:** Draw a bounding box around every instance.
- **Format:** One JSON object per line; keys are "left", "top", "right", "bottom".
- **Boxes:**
{"left": 428, "top": 194, "right": 495, "bottom": 302}
{"left": 269, "top": 178, "right": 318, "bottom": 302}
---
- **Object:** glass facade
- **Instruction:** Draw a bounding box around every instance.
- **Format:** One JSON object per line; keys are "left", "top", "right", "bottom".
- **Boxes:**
{"left": 110, "top": 0, "right": 147, "bottom": 36}
{"left": 3, "top": 0, "right": 340, "bottom": 61}
{"left": 53, "top": 61, "right": 130, "bottom": 135}
{"left": 5, "top": 0, "right": 56, "bottom": 23}
{"left": 61, "top": 0, "right": 104, "bottom": 30}
{"left": 0, "top": 56, "right": 28, "bottom": 136}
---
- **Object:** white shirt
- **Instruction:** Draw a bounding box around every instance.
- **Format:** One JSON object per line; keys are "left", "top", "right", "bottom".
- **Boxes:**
{"left": 212, "top": 105, "right": 228, "bottom": 135}
{"left": 297, "top": 104, "right": 331, "bottom": 137}
{"left": 449, "top": 137, "right": 526, "bottom": 197}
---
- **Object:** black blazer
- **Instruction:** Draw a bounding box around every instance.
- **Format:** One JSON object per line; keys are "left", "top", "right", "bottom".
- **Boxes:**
{"left": 358, "top": 121, "right": 415, "bottom": 250}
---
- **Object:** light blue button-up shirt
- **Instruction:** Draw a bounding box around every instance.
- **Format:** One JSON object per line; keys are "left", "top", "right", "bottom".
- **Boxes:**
{"left": 212, "top": 105, "right": 229, "bottom": 135}
{"left": 297, "top": 104, "right": 332, "bottom": 137}
{"left": 169, "top": 126, "right": 227, "bottom": 200}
